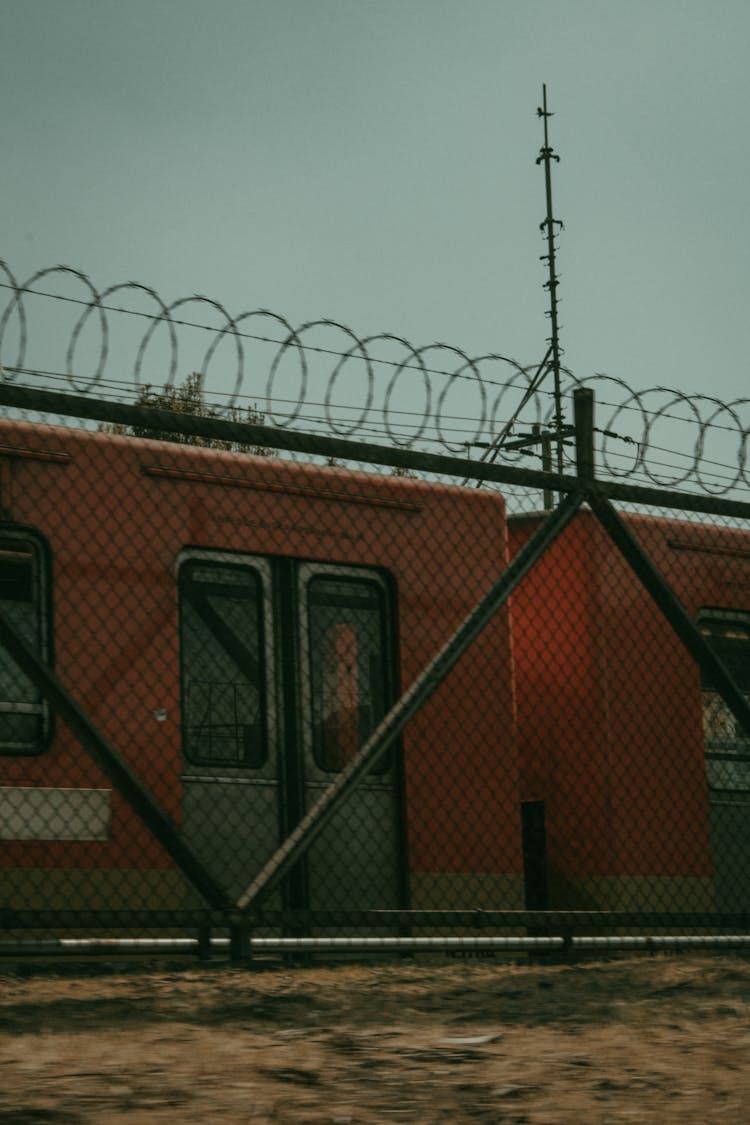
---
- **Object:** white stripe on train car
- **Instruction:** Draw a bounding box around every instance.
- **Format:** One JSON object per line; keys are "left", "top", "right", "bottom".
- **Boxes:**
{"left": 0, "top": 787, "right": 111, "bottom": 840}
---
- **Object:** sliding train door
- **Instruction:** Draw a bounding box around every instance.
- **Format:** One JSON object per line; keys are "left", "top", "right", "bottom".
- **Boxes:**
{"left": 178, "top": 551, "right": 404, "bottom": 917}
{"left": 297, "top": 563, "right": 404, "bottom": 914}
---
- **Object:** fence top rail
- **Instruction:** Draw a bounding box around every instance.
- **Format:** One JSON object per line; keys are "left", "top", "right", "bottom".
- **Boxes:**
{"left": 2, "top": 380, "right": 750, "bottom": 520}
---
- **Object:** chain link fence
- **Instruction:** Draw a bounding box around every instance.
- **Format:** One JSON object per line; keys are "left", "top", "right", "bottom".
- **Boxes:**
{"left": 1, "top": 385, "right": 750, "bottom": 961}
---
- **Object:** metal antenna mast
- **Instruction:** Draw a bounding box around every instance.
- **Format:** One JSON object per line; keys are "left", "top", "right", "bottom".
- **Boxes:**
{"left": 537, "top": 83, "right": 565, "bottom": 479}
{"left": 463, "top": 84, "right": 572, "bottom": 503}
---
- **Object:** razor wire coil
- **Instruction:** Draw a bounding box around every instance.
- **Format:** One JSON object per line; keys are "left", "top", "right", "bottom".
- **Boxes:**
{"left": 1, "top": 261, "right": 749, "bottom": 495}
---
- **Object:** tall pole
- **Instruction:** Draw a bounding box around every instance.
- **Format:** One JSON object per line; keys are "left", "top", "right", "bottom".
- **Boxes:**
{"left": 537, "top": 84, "right": 565, "bottom": 482}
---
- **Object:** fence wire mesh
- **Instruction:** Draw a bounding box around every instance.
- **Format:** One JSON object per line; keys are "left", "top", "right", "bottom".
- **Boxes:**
{"left": 2, "top": 393, "right": 750, "bottom": 959}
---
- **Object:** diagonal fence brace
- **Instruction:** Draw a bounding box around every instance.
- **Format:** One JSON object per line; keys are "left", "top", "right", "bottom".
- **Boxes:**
{"left": 0, "top": 607, "right": 234, "bottom": 911}
{"left": 236, "top": 488, "right": 585, "bottom": 911}
{"left": 588, "top": 492, "right": 750, "bottom": 744}
{"left": 572, "top": 386, "right": 750, "bottom": 747}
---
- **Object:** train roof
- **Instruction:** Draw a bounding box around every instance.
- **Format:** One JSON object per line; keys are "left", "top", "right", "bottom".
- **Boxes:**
{"left": 0, "top": 416, "right": 508, "bottom": 514}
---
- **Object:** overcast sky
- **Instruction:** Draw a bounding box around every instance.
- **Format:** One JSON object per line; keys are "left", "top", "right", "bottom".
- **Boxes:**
{"left": 2, "top": 0, "right": 749, "bottom": 463}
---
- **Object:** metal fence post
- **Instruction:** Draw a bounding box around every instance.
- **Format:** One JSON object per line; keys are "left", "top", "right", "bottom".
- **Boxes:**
{"left": 573, "top": 387, "right": 595, "bottom": 485}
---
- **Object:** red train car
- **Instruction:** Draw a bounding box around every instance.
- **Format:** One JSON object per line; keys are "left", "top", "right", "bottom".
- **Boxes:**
{"left": 509, "top": 509, "right": 750, "bottom": 915}
{"left": 0, "top": 419, "right": 523, "bottom": 920}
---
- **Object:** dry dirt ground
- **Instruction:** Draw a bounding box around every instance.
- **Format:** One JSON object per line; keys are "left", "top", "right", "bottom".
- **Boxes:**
{"left": 0, "top": 953, "right": 749, "bottom": 1123}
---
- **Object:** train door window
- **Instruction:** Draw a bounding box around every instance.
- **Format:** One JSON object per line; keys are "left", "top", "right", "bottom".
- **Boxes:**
{"left": 0, "top": 529, "right": 51, "bottom": 755}
{"left": 302, "top": 569, "right": 392, "bottom": 773}
{"left": 698, "top": 610, "right": 750, "bottom": 790}
{"left": 179, "top": 559, "right": 270, "bottom": 767}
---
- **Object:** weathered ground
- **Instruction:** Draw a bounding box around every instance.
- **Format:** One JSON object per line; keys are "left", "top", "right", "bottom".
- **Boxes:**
{"left": 0, "top": 954, "right": 748, "bottom": 1123}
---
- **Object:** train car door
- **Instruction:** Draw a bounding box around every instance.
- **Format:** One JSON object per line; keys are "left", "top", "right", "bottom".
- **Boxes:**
{"left": 178, "top": 552, "right": 404, "bottom": 917}
{"left": 698, "top": 611, "right": 750, "bottom": 912}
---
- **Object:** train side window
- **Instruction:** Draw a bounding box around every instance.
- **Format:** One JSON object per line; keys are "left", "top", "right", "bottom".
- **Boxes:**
{"left": 0, "top": 530, "right": 52, "bottom": 755}
{"left": 306, "top": 574, "right": 391, "bottom": 773}
{"left": 698, "top": 611, "right": 750, "bottom": 790}
{"left": 179, "top": 561, "right": 268, "bottom": 767}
